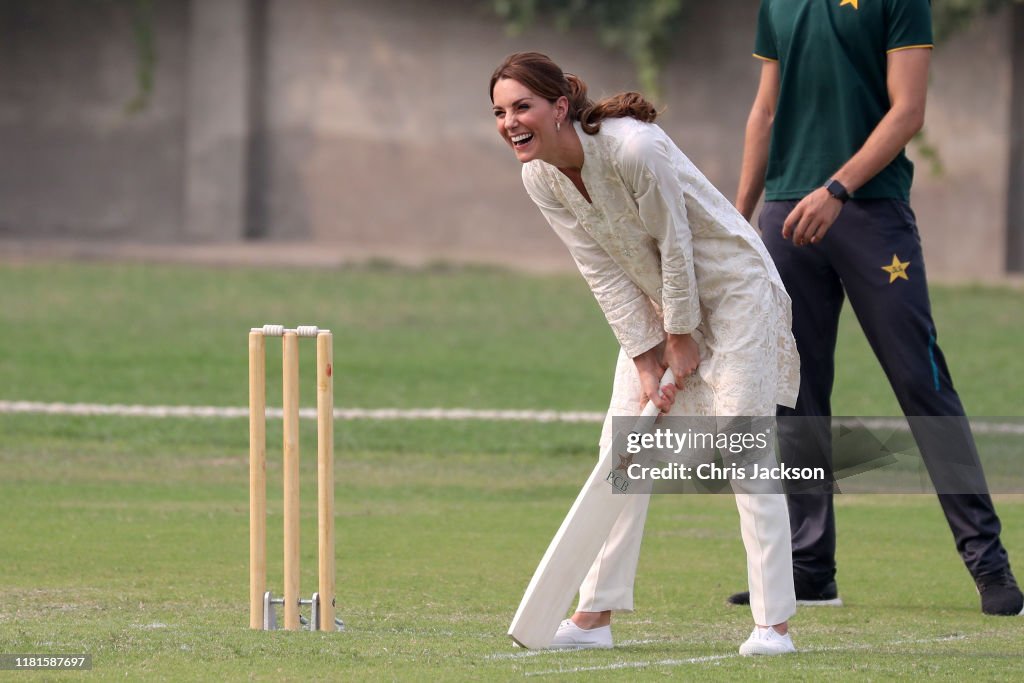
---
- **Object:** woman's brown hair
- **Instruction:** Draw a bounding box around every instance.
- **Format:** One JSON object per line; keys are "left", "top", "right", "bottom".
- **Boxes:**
{"left": 489, "top": 52, "right": 657, "bottom": 135}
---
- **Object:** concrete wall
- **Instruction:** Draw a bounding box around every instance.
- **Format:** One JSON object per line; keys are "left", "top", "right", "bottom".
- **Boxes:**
{"left": 0, "top": 0, "right": 1016, "bottom": 278}
{"left": 0, "top": 0, "right": 188, "bottom": 240}
{"left": 911, "top": 13, "right": 1011, "bottom": 278}
{"left": 258, "top": 0, "right": 760, "bottom": 266}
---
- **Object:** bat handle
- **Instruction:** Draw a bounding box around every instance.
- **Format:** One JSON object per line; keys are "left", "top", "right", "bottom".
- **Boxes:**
{"left": 632, "top": 368, "right": 676, "bottom": 432}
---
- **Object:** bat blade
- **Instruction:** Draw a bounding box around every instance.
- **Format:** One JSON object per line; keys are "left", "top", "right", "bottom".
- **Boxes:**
{"left": 507, "top": 370, "right": 672, "bottom": 649}
{"left": 507, "top": 447, "right": 629, "bottom": 648}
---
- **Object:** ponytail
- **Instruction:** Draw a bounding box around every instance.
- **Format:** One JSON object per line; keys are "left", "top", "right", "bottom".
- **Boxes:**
{"left": 564, "top": 73, "right": 595, "bottom": 126}
{"left": 579, "top": 91, "right": 658, "bottom": 135}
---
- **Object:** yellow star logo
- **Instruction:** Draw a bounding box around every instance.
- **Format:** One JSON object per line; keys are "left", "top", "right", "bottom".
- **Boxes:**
{"left": 840, "top": 0, "right": 858, "bottom": 9}
{"left": 882, "top": 254, "right": 910, "bottom": 283}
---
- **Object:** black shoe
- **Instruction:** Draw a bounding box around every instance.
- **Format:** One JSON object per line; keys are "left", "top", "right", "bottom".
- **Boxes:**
{"left": 977, "top": 570, "right": 1024, "bottom": 616}
{"left": 726, "top": 590, "right": 752, "bottom": 606}
{"left": 727, "top": 579, "right": 843, "bottom": 607}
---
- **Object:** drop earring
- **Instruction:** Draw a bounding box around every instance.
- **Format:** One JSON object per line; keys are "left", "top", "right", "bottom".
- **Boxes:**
{"left": 556, "top": 121, "right": 561, "bottom": 132}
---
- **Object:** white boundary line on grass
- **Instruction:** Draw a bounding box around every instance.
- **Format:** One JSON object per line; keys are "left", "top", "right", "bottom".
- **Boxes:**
{"left": 486, "top": 639, "right": 664, "bottom": 660}
{"left": 519, "top": 634, "right": 968, "bottom": 676}
{"left": 0, "top": 401, "right": 605, "bottom": 423}
{"left": 0, "top": 400, "right": 1022, "bottom": 434}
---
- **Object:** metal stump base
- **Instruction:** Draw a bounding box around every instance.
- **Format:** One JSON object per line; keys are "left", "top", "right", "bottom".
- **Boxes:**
{"left": 262, "top": 591, "right": 345, "bottom": 631}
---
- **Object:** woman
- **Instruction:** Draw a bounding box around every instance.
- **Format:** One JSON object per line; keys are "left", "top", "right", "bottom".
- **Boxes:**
{"left": 490, "top": 52, "right": 801, "bottom": 656}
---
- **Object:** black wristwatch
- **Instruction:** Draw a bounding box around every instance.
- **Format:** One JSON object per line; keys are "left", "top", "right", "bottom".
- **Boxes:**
{"left": 824, "top": 179, "right": 850, "bottom": 203}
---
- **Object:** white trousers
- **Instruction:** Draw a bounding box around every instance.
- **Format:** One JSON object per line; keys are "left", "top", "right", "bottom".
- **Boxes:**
{"left": 575, "top": 350, "right": 796, "bottom": 626}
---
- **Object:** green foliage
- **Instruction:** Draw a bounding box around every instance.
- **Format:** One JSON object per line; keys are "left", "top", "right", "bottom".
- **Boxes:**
{"left": 933, "top": 0, "right": 1023, "bottom": 41}
{"left": 492, "top": 0, "right": 1022, "bottom": 97}
{"left": 115, "top": 0, "right": 1022, "bottom": 114}
{"left": 123, "top": 0, "right": 156, "bottom": 114}
{"left": 912, "top": 129, "right": 945, "bottom": 177}
{"left": 492, "top": 0, "right": 693, "bottom": 98}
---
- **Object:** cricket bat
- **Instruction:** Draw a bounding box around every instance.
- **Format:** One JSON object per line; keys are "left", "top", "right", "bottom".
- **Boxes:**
{"left": 508, "top": 368, "right": 674, "bottom": 649}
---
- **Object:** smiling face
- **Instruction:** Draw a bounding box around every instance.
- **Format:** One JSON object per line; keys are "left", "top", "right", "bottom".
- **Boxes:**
{"left": 492, "top": 78, "right": 566, "bottom": 164}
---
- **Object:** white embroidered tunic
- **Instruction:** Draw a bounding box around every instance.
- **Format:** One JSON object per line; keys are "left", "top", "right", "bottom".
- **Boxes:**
{"left": 523, "top": 118, "right": 799, "bottom": 412}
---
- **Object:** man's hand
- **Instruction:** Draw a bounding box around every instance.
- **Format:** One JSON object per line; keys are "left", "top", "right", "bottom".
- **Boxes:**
{"left": 782, "top": 187, "right": 843, "bottom": 246}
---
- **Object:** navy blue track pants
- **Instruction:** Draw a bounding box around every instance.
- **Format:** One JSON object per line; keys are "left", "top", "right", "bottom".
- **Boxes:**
{"left": 760, "top": 198, "right": 1010, "bottom": 584}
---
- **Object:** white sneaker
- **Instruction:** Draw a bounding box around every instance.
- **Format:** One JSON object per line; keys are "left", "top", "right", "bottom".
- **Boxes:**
{"left": 549, "top": 619, "right": 613, "bottom": 649}
{"left": 738, "top": 626, "right": 796, "bottom": 656}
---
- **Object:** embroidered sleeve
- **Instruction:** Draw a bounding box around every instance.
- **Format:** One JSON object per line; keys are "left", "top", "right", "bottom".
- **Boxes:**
{"left": 522, "top": 164, "right": 664, "bottom": 357}
{"left": 618, "top": 131, "right": 702, "bottom": 336}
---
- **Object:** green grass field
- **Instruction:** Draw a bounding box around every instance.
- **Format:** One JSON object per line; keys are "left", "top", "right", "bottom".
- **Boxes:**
{"left": 0, "top": 262, "right": 1022, "bottom": 681}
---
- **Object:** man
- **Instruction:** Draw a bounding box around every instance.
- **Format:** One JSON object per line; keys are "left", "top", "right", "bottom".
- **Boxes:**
{"left": 730, "top": 0, "right": 1023, "bottom": 616}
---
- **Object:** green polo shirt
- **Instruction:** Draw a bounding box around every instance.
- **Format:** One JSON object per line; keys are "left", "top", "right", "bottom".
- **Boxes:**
{"left": 754, "top": 0, "right": 933, "bottom": 201}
